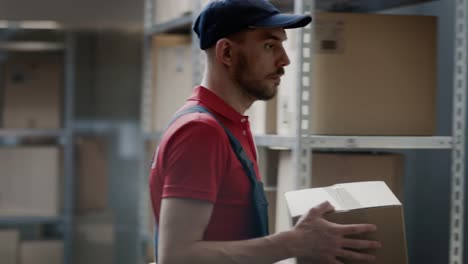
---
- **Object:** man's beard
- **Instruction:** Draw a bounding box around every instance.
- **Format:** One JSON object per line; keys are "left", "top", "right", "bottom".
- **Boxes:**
{"left": 233, "top": 52, "right": 284, "bottom": 101}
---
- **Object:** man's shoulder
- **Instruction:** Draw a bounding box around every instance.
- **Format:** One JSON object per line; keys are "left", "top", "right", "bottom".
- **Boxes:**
{"left": 163, "top": 111, "right": 226, "bottom": 141}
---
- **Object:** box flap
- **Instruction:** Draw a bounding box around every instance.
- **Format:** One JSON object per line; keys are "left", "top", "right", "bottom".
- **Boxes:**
{"left": 285, "top": 181, "right": 401, "bottom": 217}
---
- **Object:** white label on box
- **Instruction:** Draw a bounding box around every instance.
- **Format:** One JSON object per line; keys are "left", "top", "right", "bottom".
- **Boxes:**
{"left": 315, "top": 18, "right": 345, "bottom": 54}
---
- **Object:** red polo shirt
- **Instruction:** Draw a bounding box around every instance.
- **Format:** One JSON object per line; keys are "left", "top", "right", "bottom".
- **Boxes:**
{"left": 149, "top": 86, "right": 261, "bottom": 241}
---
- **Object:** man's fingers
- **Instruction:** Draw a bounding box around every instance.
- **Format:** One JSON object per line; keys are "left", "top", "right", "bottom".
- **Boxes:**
{"left": 336, "top": 223, "right": 378, "bottom": 236}
{"left": 336, "top": 248, "right": 376, "bottom": 263}
{"left": 308, "top": 201, "right": 335, "bottom": 217}
{"left": 341, "top": 238, "right": 382, "bottom": 250}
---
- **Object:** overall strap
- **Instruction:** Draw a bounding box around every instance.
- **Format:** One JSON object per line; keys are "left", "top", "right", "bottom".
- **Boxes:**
{"left": 154, "top": 105, "right": 269, "bottom": 260}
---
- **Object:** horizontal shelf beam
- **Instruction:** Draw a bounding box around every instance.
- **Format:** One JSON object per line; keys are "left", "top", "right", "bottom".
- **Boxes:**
{"left": 315, "top": 0, "right": 438, "bottom": 12}
{"left": 147, "top": 14, "right": 192, "bottom": 36}
{"left": 144, "top": 133, "right": 452, "bottom": 150}
{"left": 143, "top": 132, "right": 163, "bottom": 141}
{"left": 0, "top": 41, "right": 65, "bottom": 52}
{"left": 0, "top": 129, "right": 65, "bottom": 138}
{"left": 0, "top": 216, "right": 63, "bottom": 225}
{"left": 72, "top": 120, "right": 122, "bottom": 134}
{"left": 254, "top": 134, "right": 295, "bottom": 148}
{"left": 306, "top": 136, "right": 453, "bottom": 149}
{"left": 255, "top": 135, "right": 452, "bottom": 149}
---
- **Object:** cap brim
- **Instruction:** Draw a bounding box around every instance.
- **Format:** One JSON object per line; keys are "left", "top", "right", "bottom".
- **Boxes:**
{"left": 250, "top": 13, "right": 312, "bottom": 29}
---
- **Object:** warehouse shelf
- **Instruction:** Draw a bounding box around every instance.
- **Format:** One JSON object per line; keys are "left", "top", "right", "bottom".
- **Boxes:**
{"left": 140, "top": 0, "right": 464, "bottom": 264}
{"left": 142, "top": 131, "right": 163, "bottom": 141}
{"left": 0, "top": 41, "right": 64, "bottom": 52}
{"left": 0, "top": 29, "right": 76, "bottom": 264}
{"left": 315, "top": 0, "right": 438, "bottom": 12}
{"left": 269, "top": 0, "right": 438, "bottom": 13}
{"left": 142, "top": 133, "right": 453, "bottom": 150}
{"left": 0, "top": 129, "right": 65, "bottom": 139}
{"left": 72, "top": 120, "right": 123, "bottom": 134}
{"left": 0, "top": 216, "right": 63, "bottom": 225}
{"left": 147, "top": 13, "right": 192, "bottom": 35}
{"left": 254, "top": 135, "right": 453, "bottom": 150}
{"left": 305, "top": 135, "right": 453, "bottom": 149}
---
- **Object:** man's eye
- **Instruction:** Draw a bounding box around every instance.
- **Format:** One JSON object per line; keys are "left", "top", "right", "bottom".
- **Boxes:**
{"left": 264, "top": 43, "right": 275, "bottom": 49}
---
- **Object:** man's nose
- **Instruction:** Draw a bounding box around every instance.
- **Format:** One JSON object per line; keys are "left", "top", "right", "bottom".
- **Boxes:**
{"left": 278, "top": 47, "right": 291, "bottom": 67}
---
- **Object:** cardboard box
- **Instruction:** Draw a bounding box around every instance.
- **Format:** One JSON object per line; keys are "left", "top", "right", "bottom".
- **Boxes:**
{"left": 154, "top": 0, "right": 193, "bottom": 24}
{"left": 0, "top": 230, "right": 19, "bottom": 264}
{"left": 285, "top": 181, "right": 408, "bottom": 264}
{"left": 75, "top": 137, "right": 108, "bottom": 212}
{"left": 148, "top": 34, "right": 193, "bottom": 132}
{"left": 154, "top": 0, "right": 212, "bottom": 24}
{"left": 0, "top": 147, "right": 61, "bottom": 217}
{"left": 312, "top": 152, "right": 404, "bottom": 201}
{"left": 257, "top": 148, "right": 280, "bottom": 186}
{"left": 73, "top": 211, "right": 114, "bottom": 264}
{"left": 245, "top": 98, "right": 277, "bottom": 135}
{"left": 274, "top": 151, "right": 404, "bottom": 233}
{"left": 277, "top": 13, "right": 436, "bottom": 135}
{"left": 2, "top": 54, "right": 62, "bottom": 129}
{"left": 20, "top": 241, "right": 63, "bottom": 264}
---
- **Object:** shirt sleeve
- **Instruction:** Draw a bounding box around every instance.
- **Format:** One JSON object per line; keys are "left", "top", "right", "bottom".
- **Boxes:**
{"left": 161, "top": 114, "right": 229, "bottom": 203}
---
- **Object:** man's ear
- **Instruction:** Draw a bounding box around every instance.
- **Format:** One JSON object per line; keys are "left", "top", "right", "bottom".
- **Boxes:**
{"left": 215, "top": 38, "right": 234, "bottom": 67}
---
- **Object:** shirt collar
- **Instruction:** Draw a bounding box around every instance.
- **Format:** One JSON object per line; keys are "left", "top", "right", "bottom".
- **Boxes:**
{"left": 188, "top": 86, "right": 249, "bottom": 124}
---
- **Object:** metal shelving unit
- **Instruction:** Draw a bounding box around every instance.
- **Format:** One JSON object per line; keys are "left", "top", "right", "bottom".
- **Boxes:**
{"left": 0, "top": 216, "right": 64, "bottom": 225}
{"left": 0, "top": 28, "right": 76, "bottom": 264}
{"left": 140, "top": 0, "right": 466, "bottom": 264}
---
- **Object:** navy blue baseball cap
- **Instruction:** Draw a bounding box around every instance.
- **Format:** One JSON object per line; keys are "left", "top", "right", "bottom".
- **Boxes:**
{"left": 193, "top": 0, "right": 312, "bottom": 50}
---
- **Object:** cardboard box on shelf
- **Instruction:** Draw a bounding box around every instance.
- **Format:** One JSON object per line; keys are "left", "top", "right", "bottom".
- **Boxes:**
{"left": 285, "top": 181, "right": 407, "bottom": 264}
{"left": 246, "top": 97, "right": 278, "bottom": 135}
{"left": 277, "top": 12, "right": 437, "bottom": 136}
{"left": 2, "top": 54, "right": 62, "bottom": 129}
{"left": 147, "top": 34, "right": 193, "bottom": 132}
{"left": 75, "top": 137, "right": 108, "bottom": 212}
{"left": 20, "top": 241, "right": 63, "bottom": 264}
{"left": 153, "top": 0, "right": 212, "bottom": 24}
{"left": 73, "top": 211, "right": 114, "bottom": 264}
{"left": 0, "top": 147, "right": 61, "bottom": 217}
{"left": 154, "top": 0, "right": 193, "bottom": 24}
{"left": 257, "top": 147, "right": 280, "bottom": 186}
{"left": 312, "top": 152, "right": 404, "bottom": 201}
{"left": 0, "top": 230, "right": 19, "bottom": 264}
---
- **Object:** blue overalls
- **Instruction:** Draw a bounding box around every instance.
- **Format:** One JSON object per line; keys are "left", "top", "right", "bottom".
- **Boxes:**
{"left": 153, "top": 105, "right": 270, "bottom": 259}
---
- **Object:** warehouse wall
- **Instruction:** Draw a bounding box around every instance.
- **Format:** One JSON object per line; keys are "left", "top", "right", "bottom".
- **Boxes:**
{"left": 382, "top": 1, "right": 459, "bottom": 263}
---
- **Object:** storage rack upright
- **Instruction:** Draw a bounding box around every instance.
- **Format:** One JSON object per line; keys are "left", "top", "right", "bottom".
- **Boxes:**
{"left": 139, "top": 1, "right": 467, "bottom": 264}
{"left": 0, "top": 24, "right": 76, "bottom": 264}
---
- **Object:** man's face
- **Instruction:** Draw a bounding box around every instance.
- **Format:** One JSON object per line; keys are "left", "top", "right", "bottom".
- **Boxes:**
{"left": 230, "top": 28, "right": 290, "bottom": 101}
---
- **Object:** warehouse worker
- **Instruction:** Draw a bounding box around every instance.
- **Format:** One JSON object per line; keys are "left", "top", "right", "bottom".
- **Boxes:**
{"left": 149, "top": 0, "right": 381, "bottom": 263}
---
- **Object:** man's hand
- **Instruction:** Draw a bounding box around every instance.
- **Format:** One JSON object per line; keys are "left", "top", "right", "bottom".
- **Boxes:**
{"left": 287, "top": 201, "right": 381, "bottom": 264}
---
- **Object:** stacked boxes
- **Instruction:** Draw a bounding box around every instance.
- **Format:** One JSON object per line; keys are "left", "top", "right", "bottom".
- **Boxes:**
{"left": 2, "top": 54, "right": 62, "bottom": 129}
{"left": 148, "top": 34, "right": 193, "bottom": 132}
{"left": 20, "top": 241, "right": 63, "bottom": 264}
{"left": 73, "top": 211, "right": 115, "bottom": 264}
{"left": 0, "top": 230, "right": 19, "bottom": 264}
{"left": 0, "top": 147, "right": 61, "bottom": 217}
{"left": 276, "top": 12, "right": 436, "bottom": 136}
{"left": 75, "top": 137, "right": 108, "bottom": 212}
{"left": 154, "top": 0, "right": 212, "bottom": 24}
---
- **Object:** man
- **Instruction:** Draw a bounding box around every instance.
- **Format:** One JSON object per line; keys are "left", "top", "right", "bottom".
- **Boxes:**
{"left": 149, "top": 0, "right": 381, "bottom": 263}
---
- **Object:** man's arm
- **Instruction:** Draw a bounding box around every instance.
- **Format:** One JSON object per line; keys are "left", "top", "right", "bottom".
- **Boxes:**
{"left": 158, "top": 198, "right": 381, "bottom": 264}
